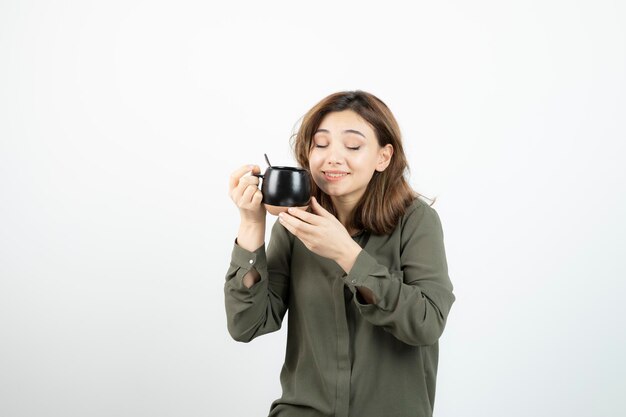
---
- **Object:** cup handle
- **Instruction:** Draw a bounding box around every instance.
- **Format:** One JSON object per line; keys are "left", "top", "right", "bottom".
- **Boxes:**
{"left": 252, "top": 173, "right": 264, "bottom": 179}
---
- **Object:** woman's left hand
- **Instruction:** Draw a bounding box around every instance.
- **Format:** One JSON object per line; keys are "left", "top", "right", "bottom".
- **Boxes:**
{"left": 278, "top": 197, "right": 362, "bottom": 272}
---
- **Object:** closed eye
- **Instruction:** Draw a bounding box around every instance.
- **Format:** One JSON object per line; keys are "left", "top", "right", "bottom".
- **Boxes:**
{"left": 314, "top": 144, "right": 328, "bottom": 148}
{"left": 347, "top": 146, "right": 360, "bottom": 151}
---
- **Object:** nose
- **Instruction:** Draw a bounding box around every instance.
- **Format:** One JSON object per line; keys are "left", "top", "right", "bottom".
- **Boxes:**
{"left": 326, "top": 144, "right": 345, "bottom": 166}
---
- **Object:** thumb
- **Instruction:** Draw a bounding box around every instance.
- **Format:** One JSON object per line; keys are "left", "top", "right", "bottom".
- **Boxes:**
{"left": 310, "top": 196, "right": 331, "bottom": 217}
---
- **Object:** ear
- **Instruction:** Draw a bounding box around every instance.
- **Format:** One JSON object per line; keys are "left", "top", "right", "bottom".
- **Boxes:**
{"left": 375, "top": 144, "right": 394, "bottom": 172}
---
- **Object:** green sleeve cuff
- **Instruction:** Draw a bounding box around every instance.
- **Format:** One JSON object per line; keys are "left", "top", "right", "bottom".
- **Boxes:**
{"left": 231, "top": 238, "right": 267, "bottom": 272}
{"left": 342, "top": 249, "right": 379, "bottom": 293}
{"left": 341, "top": 249, "right": 403, "bottom": 311}
{"left": 226, "top": 239, "right": 268, "bottom": 292}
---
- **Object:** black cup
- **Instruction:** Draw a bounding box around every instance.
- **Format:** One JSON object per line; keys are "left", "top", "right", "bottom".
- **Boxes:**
{"left": 253, "top": 166, "right": 311, "bottom": 215}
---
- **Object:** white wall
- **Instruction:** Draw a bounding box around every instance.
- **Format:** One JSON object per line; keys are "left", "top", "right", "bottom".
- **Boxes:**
{"left": 1, "top": 1, "right": 624, "bottom": 416}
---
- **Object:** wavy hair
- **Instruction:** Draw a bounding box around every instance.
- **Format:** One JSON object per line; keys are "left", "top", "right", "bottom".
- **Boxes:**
{"left": 291, "top": 90, "right": 432, "bottom": 235}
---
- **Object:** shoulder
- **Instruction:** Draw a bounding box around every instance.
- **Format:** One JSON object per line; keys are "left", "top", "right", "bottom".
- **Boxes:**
{"left": 402, "top": 197, "right": 439, "bottom": 221}
{"left": 399, "top": 197, "right": 443, "bottom": 235}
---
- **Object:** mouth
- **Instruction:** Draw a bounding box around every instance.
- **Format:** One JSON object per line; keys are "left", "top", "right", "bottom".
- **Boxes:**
{"left": 322, "top": 171, "right": 349, "bottom": 181}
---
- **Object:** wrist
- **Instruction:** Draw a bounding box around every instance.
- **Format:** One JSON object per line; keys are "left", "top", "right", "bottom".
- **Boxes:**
{"left": 237, "top": 221, "right": 265, "bottom": 252}
{"left": 335, "top": 240, "right": 362, "bottom": 274}
{"left": 239, "top": 218, "right": 266, "bottom": 229}
{"left": 240, "top": 211, "right": 266, "bottom": 226}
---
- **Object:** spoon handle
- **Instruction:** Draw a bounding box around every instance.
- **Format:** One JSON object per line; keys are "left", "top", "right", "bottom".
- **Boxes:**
{"left": 264, "top": 153, "right": 272, "bottom": 168}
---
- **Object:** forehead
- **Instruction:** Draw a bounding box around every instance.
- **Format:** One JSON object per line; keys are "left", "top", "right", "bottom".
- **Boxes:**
{"left": 317, "top": 110, "right": 374, "bottom": 135}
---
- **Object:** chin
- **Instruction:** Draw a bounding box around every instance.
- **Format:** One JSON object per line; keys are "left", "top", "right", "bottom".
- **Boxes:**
{"left": 320, "top": 186, "right": 347, "bottom": 197}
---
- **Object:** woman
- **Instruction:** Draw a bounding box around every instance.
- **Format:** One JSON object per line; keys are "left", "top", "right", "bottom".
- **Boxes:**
{"left": 225, "top": 90, "right": 455, "bottom": 417}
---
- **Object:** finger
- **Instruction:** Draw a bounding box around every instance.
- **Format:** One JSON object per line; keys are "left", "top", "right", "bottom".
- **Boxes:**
{"left": 233, "top": 175, "right": 259, "bottom": 200}
{"left": 229, "top": 182, "right": 244, "bottom": 203}
{"left": 252, "top": 188, "right": 263, "bottom": 205}
{"left": 249, "top": 165, "right": 261, "bottom": 175}
{"left": 229, "top": 165, "right": 255, "bottom": 191}
{"left": 239, "top": 184, "right": 259, "bottom": 206}
{"left": 310, "top": 196, "right": 333, "bottom": 218}
{"left": 278, "top": 213, "right": 297, "bottom": 236}
{"left": 245, "top": 174, "right": 260, "bottom": 185}
{"left": 286, "top": 206, "right": 321, "bottom": 225}
{"left": 278, "top": 212, "right": 315, "bottom": 236}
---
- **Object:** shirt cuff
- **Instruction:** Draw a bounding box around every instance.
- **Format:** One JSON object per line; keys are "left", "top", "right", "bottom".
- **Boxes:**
{"left": 342, "top": 249, "right": 379, "bottom": 294}
{"left": 231, "top": 238, "right": 268, "bottom": 273}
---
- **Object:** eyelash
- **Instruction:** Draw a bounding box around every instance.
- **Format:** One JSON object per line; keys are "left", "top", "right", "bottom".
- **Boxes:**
{"left": 314, "top": 144, "right": 360, "bottom": 151}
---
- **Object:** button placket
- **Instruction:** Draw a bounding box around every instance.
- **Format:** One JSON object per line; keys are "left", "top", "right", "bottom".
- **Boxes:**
{"left": 332, "top": 276, "right": 352, "bottom": 417}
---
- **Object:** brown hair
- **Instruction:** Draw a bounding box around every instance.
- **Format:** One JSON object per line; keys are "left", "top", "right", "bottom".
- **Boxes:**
{"left": 291, "top": 90, "right": 433, "bottom": 235}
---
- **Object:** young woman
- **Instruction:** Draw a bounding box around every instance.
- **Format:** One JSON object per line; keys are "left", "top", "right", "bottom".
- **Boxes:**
{"left": 225, "top": 91, "right": 455, "bottom": 417}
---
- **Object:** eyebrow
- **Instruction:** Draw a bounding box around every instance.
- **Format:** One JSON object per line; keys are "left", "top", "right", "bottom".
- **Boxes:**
{"left": 314, "top": 128, "right": 367, "bottom": 138}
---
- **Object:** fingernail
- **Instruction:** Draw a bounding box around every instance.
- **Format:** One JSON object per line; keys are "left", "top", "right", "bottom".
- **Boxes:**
{"left": 288, "top": 207, "right": 294, "bottom": 213}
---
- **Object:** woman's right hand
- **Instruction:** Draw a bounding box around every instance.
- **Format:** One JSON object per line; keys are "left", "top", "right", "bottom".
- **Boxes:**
{"left": 229, "top": 164, "right": 266, "bottom": 224}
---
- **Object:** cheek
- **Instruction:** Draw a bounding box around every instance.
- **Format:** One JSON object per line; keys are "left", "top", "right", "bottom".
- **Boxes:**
{"left": 308, "top": 152, "right": 323, "bottom": 168}
{"left": 354, "top": 159, "right": 381, "bottom": 178}
{"left": 351, "top": 153, "right": 376, "bottom": 168}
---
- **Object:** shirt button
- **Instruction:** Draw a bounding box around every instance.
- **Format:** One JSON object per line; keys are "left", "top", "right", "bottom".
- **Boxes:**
{"left": 249, "top": 259, "right": 254, "bottom": 264}
{"left": 351, "top": 279, "right": 356, "bottom": 284}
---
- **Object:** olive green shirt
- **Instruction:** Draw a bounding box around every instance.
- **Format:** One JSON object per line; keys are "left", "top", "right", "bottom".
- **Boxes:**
{"left": 224, "top": 198, "right": 455, "bottom": 417}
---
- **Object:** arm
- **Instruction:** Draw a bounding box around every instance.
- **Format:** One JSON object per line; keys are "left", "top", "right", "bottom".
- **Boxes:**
{"left": 342, "top": 203, "right": 455, "bottom": 346}
{"left": 224, "top": 220, "right": 292, "bottom": 343}
{"left": 236, "top": 221, "right": 265, "bottom": 288}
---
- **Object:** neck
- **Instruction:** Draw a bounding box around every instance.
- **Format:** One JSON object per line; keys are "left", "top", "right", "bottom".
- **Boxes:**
{"left": 330, "top": 195, "right": 360, "bottom": 234}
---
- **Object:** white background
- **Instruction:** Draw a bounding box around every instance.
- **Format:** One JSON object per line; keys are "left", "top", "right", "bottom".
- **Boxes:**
{"left": 1, "top": 1, "right": 625, "bottom": 416}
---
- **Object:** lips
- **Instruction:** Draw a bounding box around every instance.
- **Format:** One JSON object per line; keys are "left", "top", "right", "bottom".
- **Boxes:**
{"left": 322, "top": 171, "right": 349, "bottom": 181}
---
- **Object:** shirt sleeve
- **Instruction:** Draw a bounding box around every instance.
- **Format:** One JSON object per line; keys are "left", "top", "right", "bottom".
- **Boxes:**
{"left": 342, "top": 202, "right": 455, "bottom": 346}
{"left": 224, "top": 219, "right": 292, "bottom": 343}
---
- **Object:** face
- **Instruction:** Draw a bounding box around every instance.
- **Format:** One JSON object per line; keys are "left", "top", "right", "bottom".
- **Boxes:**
{"left": 308, "top": 110, "right": 393, "bottom": 204}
